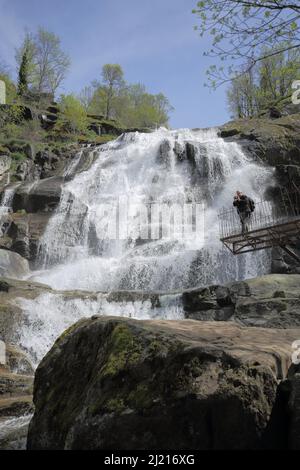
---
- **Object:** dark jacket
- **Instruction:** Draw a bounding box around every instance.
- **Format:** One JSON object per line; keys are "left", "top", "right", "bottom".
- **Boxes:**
{"left": 233, "top": 195, "right": 250, "bottom": 213}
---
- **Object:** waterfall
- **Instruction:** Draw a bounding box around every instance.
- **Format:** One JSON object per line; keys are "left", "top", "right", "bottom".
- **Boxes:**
{"left": 0, "top": 182, "right": 19, "bottom": 235}
{"left": 31, "top": 127, "right": 273, "bottom": 291}
{"left": 13, "top": 127, "right": 273, "bottom": 364}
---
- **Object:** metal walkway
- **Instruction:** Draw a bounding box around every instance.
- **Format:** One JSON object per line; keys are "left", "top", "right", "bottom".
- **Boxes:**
{"left": 218, "top": 190, "right": 300, "bottom": 262}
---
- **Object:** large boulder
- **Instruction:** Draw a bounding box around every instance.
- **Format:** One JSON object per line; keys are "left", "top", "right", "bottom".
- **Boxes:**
{"left": 27, "top": 316, "right": 300, "bottom": 450}
{"left": 0, "top": 250, "right": 29, "bottom": 278}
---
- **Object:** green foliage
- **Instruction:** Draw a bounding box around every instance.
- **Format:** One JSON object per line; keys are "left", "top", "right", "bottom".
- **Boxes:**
{"left": 16, "top": 28, "right": 70, "bottom": 95}
{"left": 18, "top": 46, "right": 30, "bottom": 96}
{"left": 20, "top": 120, "right": 47, "bottom": 141}
{"left": 227, "top": 44, "right": 300, "bottom": 118}
{"left": 0, "top": 105, "right": 25, "bottom": 129}
{"left": 193, "top": 1, "right": 300, "bottom": 86}
{"left": 0, "top": 73, "right": 18, "bottom": 104}
{"left": 101, "top": 64, "right": 125, "bottom": 119}
{"left": 10, "top": 151, "right": 26, "bottom": 161}
{"left": 0, "top": 119, "right": 46, "bottom": 143}
{"left": 55, "top": 95, "right": 89, "bottom": 134}
{"left": 83, "top": 67, "right": 174, "bottom": 128}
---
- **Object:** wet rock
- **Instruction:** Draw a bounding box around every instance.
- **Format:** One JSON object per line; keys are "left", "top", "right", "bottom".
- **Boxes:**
{"left": 8, "top": 212, "right": 50, "bottom": 262}
{"left": 0, "top": 370, "right": 33, "bottom": 397}
{"left": 13, "top": 177, "right": 63, "bottom": 213}
{"left": 27, "top": 316, "right": 300, "bottom": 450}
{"left": 6, "top": 344, "right": 34, "bottom": 376}
{"left": 157, "top": 139, "right": 172, "bottom": 167}
{"left": 0, "top": 341, "right": 34, "bottom": 449}
{"left": 0, "top": 396, "right": 33, "bottom": 418}
{"left": 185, "top": 274, "right": 300, "bottom": 328}
{"left": 173, "top": 141, "right": 186, "bottom": 162}
{"left": 0, "top": 277, "right": 53, "bottom": 344}
{"left": 0, "top": 414, "right": 32, "bottom": 450}
{"left": 0, "top": 302, "right": 23, "bottom": 344}
{"left": 185, "top": 142, "right": 197, "bottom": 167}
{"left": 0, "top": 249, "right": 29, "bottom": 278}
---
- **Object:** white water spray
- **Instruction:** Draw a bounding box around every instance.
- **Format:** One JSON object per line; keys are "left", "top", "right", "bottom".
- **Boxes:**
{"left": 31, "top": 128, "right": 273, "bottom": 291}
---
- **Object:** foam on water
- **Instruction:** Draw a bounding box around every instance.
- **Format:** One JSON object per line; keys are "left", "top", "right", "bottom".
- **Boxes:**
{"left": 15, "top": 291, "right": 184, "bottom": 365}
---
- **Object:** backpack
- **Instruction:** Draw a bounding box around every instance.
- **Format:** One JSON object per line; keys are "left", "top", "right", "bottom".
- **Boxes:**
{"left": 248, "top": 197, "right": 255, "bottom": 212}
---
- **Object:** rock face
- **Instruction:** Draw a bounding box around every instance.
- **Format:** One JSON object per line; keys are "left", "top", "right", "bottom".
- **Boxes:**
{"left": 12, "top": 177, "right": 63, "bottom": 213}
{"left": 0, "top": 250, "right": 29, "bottom": 278}
{"left": 0, "top": 155, "right": 11, "bottom": 177}
{"left": 219, "top": 113, "right": 300, "bottom": 167}
{"left": 27, "top": 316, "right": 300, "bottom": 450}
{"left": 6, "top": 212, "right": 50, "bottom": 262}
{"left": 183, "top": 274, "right": 300, "bottom": 328}
{"left": 0, "top": 344, "right": 34, "bottom": 450}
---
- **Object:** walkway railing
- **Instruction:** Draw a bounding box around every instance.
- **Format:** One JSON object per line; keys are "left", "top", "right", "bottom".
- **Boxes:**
{"left": 218, "top": 190, "right": 300, "bottom": 240}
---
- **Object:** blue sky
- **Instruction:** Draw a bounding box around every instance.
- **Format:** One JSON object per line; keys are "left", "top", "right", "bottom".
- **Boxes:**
{"left": 0, "top": 0, "right": 230, "bottom": 128}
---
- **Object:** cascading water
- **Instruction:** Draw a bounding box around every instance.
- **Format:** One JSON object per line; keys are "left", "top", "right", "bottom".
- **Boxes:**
{"left": 15, "top": 127, "right": 273, "bottom": 364}
{"left": 0, "top": 182, "right": 20, "bottom": 236}
{"left": 31, "top": 127, "right": 273, "bottom": 291}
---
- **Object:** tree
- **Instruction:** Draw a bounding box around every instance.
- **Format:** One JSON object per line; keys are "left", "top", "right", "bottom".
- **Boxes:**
{"left": 78, "top": 85, "right": 94, "bottom": 111}
{"left": 17, "top": 46, "right": 30, "bottom": 96}
{"left": 55, "top": 95, "right": 88, "bottom": 134}
{"left": 193, "top": 1, "right": 300, "bottom": 86}
{"left": 81, "top": 66, "right": 174, "bottom": 128}
{"left": 227, "top": 72, "right": 257, "bottom": 118}
{"left": 16, "top": 28, "right": 70, "bottom": 95}
{"left": 227, "top": 44, "right": 300, "bottom": 118}
{"left": 101, "top": 64, "right": 125, "bottom": 119}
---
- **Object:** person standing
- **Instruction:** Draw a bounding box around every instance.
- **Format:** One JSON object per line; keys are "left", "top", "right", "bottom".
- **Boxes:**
{"left": 233, "top": 191, "right": 255, "bottom": 234}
